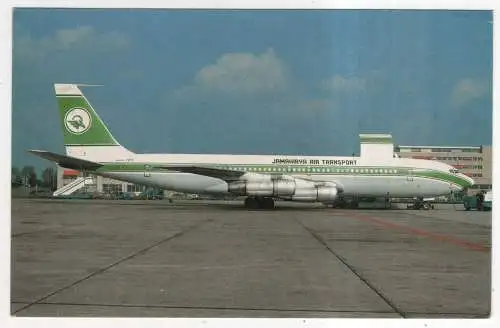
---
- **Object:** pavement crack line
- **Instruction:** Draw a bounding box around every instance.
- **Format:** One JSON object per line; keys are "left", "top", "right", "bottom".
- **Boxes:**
{"left": 12, "top": 219, "right": 211, "bottom": 315}
{"left": 12, "top": 301, "right": 397, "bottom": 315}
{"left": 294, "top": 218, "right": 407, "bottom": 318}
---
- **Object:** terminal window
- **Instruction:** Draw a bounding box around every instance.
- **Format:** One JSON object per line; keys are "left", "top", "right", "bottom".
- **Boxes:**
{"left": 103, "top": 184, "right": 122, "bottom": 193}
{"left": 127, "top": 184, "right": 144, "bottom": 193}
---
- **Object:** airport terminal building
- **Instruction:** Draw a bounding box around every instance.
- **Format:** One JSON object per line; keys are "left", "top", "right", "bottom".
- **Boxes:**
{"left": 56, "top": 168, "right": 146, "bottom": 196}
{"left": 394, "top": 145, "right": 492, "bottom": 194}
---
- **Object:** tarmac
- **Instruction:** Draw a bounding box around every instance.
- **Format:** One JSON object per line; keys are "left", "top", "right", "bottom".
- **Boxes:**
{"left": 10, "top": 198, "right": 492, "bottom": 318}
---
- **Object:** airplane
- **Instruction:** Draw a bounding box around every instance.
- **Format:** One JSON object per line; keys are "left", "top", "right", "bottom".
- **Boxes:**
{"left": 28, "top": 83, "right": 474, "bottom": 209}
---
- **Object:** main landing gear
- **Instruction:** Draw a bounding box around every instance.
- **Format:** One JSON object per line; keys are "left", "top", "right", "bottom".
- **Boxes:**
{"left": 244, "top": 196, "right": 275, "bottom": 209}
{"left": 330, "top": 197, "right": 359, "bottom": 209}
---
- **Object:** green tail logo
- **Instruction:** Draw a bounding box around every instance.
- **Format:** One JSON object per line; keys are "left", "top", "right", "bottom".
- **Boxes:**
{"left": 55, "top": 84, "right": 119, "bottom": 146}
{"left": 64, "top": 108, "right": 92, "bottom": 135}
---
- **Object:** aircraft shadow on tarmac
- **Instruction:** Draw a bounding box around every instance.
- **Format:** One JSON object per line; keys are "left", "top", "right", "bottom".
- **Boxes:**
{"left": 20, "top": 198, "right": 453, "bottom": 212}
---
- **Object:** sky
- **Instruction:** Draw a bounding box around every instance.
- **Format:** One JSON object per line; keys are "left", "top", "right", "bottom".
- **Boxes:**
{"left": 11, "top": 8, "right": 493, "bottom": 171}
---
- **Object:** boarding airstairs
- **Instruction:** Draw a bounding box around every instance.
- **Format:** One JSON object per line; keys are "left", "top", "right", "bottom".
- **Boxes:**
{"left": 53, "top": 177, "right": 95, "bottom": 197}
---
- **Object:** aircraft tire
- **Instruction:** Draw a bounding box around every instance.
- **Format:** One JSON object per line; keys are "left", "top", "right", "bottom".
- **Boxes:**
{"left": 244, "top": 197, "right": 258, "bottom": 209}
{"left": 245, "top": 197, "right": 252, "bottom": 208}
{"left": 262, "top": 197, "right": 275, "bottom": 209}
{"left": 245, "top": 197, "right": 274, "bottom": 209}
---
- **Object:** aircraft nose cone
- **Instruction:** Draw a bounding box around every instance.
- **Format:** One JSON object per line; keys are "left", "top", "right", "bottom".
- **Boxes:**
{"left": 461, "top": 174, "right": 475, "bottom": 190}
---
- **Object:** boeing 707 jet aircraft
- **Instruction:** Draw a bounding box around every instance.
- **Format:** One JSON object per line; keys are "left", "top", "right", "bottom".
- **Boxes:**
{"left": 28, "top": 84, "right": 474, "bottom": 209}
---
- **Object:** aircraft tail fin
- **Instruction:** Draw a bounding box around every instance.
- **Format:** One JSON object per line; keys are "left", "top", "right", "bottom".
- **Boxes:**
{"left": 54, "top": 84, "right": 134, "bottom": 161}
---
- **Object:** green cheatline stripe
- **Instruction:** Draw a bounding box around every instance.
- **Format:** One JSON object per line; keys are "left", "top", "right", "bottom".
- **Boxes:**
{"left": 92, "top": 163, "right": 471, "bottom": 188}
{"left": 97, "top": 163, "right": 408, "bottom": 172}
{"left": 414, "top": 171, "right": 469, "bottom": 188}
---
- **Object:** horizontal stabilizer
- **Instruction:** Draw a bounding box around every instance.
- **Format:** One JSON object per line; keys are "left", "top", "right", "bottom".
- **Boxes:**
{"left": 27, "top": 150, "right": 103, "bottom": 171}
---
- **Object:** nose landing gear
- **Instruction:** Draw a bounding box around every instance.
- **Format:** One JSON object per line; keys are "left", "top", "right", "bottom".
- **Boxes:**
{"left": 406, "top": 196, "right": 435, "bottom": 210}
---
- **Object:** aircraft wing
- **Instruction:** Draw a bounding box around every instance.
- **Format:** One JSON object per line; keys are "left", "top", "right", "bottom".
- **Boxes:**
{"left": 152, "top": 165, "right": 249, "bottom": 182}
{"left": 27, "top": 150, "right": 103, "bottom": 171}
{"left": 153, "top": 165, "right": 343, "bottom": 187}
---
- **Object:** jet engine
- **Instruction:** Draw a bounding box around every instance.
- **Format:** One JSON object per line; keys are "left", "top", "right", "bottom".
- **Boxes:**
{"left": 228, "top": 177, "right": 339, "bottom": 202}
{"left": 228, "top": 179, "right": 296, "bottom": 196}
{"left": 284, "top": 185, "right": 338, "bottom": 202}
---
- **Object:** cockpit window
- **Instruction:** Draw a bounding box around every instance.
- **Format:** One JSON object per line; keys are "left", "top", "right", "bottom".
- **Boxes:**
{"left": 449, "top": 168, "right": 459, "bottom": 174}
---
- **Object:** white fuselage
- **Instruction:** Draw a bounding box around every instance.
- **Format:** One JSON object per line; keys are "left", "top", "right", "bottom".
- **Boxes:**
{"left": 75, "top": 146, "right": 473, "bottom": 199}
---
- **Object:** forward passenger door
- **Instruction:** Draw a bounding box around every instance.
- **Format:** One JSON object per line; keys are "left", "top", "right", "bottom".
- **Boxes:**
{"left": 407, "top": 168, "right": 414, "bottom": 182}
{"left": 144, "top": 164, "right": 151, "bottom": 177}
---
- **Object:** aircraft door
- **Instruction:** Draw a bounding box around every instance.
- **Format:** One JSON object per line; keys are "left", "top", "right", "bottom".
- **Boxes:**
{"left": 407, "top": 168, "right": 414, "bottom": 182}
{"left": 144, "top": 164, "right": 151, "bottom": 177}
